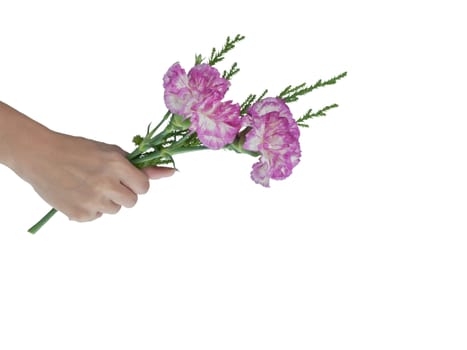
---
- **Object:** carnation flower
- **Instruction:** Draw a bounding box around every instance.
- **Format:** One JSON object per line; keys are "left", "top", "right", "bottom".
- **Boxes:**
{"left": 242, "top": 97, "right": 301, "bottom": 187}
{"left": 163, "top": 62, "right": 239, "bottom": 149}
{"left": 190, "top": 96, "right": 241, "bottom": 150}
{"left": 163, "top": 63, "right": 229, "bottom": 115}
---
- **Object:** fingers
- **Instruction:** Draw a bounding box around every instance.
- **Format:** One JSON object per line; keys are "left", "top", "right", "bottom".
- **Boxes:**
{"left": 66, "top": 200, "right": 120, "bottom": 222}
{"left": 110, "top": 184, "right": 138, "bottom": 208}
{"left": 66, "top": 209, "right": 103, "bottom": 222}
{"left": 118, "top": 164, "right": 175, "bottom": 194}
{"left": 98, "top": 166, "right": 174, "bottom": 218}
{"left": 119, "top": 164, "right": 151, "bottom": 195}
{"left": 141, "top": 166, "right": 176, "bottom": 179}
{"left": 99, "top": 200, "right": 122, "bottom": 215}
{"left": 64, "top": 149, "right": 175, "bottom": 223}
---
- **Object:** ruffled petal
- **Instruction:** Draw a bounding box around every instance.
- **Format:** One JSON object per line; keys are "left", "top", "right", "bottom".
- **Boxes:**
{"left": 163, "top": 63, "right": 195, "bottom": 115}
{"left": 163, "top": 62, "right": 231, "bottom": 119}
{"left": 190, "top": 97, "right": 241, "bottom": 150}
{"left": 163, "top": 62, "right": 188, "bottom": 90}
{"left": 244, "top": 97, "right": 301, "bottom": 186}
{"left": 250, "top": 158, "right": 272, "bottom": 187}
{"left": 242, "top": 115, "right": 265, "bottom": 152}
{"left": 188, "top": 64, "right": 230, "bottom": 101}
{"left": 248, "top": 97, "right": 299, "bottom": 139}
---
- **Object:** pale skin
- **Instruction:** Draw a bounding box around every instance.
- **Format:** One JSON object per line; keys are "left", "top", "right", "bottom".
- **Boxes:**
{"left": 0, "top": 101, "right": 174, "bottom": 222}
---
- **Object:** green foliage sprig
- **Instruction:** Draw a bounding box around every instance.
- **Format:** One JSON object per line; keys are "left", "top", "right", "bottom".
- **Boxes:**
{"left": 279, "top": 72, "right": 347, "bottom": 103}
{"left": 296, "top": 104, "right": 339, "bottom": 128}
{"left": 240, "top": 89, "right": 269, "bottom": 115}
{"left": 195, "top": 34, "right": 245, "bottom": 66}
{"left": 208, "top": 34, "right": 245, "bottom": 65}
{"left": 238, "top": 71, "right": 347, "bottom": 120}
{"left": 222, "top": 62, "right": 240, "bottom": 80}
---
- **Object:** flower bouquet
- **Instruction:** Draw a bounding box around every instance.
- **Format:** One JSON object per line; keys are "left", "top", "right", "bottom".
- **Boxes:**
{"left": 28, "top": 34, "right": 346, "bottom": 233}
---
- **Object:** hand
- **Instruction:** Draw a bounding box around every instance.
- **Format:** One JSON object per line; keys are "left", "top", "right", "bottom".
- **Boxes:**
{"left": 0, "top": 101, "right": 174, "bottom": 222}
{"left": 17, "top": 131, "right": 175, "bottom": 221}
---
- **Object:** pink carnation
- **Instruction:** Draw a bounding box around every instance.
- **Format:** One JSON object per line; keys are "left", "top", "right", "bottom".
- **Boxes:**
{"left": 243, "top": 97, "right": 301, "bottom": 187}
{"left": 191, "top": 96, "right": 241, "bottom": 150}
{"left": 163, "top": 62, "right": 240, "bottom": 149}
{"left": 163, "top": 63, "right": 229, "bottom": 115}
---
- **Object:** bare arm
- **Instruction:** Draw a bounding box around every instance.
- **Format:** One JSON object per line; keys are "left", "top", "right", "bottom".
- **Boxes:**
{"left": 0, "top": 101, "right": 174, "bottom": 221}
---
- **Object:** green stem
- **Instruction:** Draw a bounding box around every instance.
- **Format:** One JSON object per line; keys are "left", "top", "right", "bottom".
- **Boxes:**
{"left": 27, "top": 208, "right": 58, "bottom": 234}
{"left": 151, "top": 111, "right": 172, "bottom": 136}
{"left": 27, "top": 128, "right": 254, "bottom": 234}
{"left": 127, "top": 111, "right": 173, "bottom": 161}
{"left": 26, "top": 144, "right": 201, "bottom": 234}
{"left": 131, "top": 145, "right": 207, "bottom": 168}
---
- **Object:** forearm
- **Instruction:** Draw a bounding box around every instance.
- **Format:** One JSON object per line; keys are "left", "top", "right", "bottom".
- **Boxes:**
{"left": 1, "top": 101, "right": 174, "bottom": 223}
{"left": 0, "top": 101, "right": 52, "bottom": 174}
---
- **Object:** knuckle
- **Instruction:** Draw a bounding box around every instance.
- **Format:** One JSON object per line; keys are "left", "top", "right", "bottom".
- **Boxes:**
{"left": 126, "top": 194, "right": 138, "bottom": 208}
{"left": 68, "top": 210, "right": 95, "bottom": 222}
{"left": 139, "top": 179, "right": 150, "bottom": 194}
{"left": 66, "top": 200, "right": 104, "bottom": 222}
{"left": 96, "top": 177, "right": 114, "bottom": 191}
{"left": 104, "top": 203, "right": 121, "bottom": 215}
{"left": 107, "top": 147, "right": 126, "bottom": 160}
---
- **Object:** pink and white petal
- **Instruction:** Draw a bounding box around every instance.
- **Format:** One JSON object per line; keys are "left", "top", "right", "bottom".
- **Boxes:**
{"left": 188, "top": 64, "right": 230, "bottom": 99}
{"left": 248, "top": 97, "right": 293, "bottom": 120}
{"left": 192, "top": 100, "right": 241, "bottom": 149}
{"left": 271, "top": 155, "right": 294, "bottom": 180}
{"left": 163, "top": 62, "right": 189, "bottom": 90}
{"left": 164, "top": 88, "right": 195, "bottom": 115}
{"left": 243, "top": 122, "right": 265, "bottom": 152}
{"left": 250, "top": 159, "right": 272, "bottom": 187}
{"left": 244, "top": 107, "right": 302, "bottom": 186}
{"left": 289, "top": 143, "right": 301, "bottom": 167}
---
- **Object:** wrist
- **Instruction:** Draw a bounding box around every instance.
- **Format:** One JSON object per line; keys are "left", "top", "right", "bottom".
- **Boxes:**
{"left": 0, "top": 102, "right": 55, "bottom": 178}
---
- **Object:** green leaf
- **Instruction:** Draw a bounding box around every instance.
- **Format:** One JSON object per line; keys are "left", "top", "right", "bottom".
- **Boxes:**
{"left": 133, "top": 135, "right": 143, "bottom": 146}
{"left": 296, "top": 104, "right": 340, "bottom": 127}
{"left": 222, "top": 62, "right": 240, "bottom": 80}
{"left": 279, "top": 72, "right": 347, "bottom": 103}
{"left": 208, "top": 34, "right": 246, "bottom": 66}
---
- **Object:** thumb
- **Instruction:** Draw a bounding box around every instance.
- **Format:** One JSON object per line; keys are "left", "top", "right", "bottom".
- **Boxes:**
{"left": 141, "top": 166, "right": 176, "bottom": 179}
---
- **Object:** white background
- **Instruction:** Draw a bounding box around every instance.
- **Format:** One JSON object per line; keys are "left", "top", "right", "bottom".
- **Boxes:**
{"left": 1, "top": 0, "right": 466, "bottom": 349}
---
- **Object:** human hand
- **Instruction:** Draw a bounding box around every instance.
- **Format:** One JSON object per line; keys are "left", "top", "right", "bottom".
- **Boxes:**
{"left": 12, "top": 130, "right": 174, "bottom": 222}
